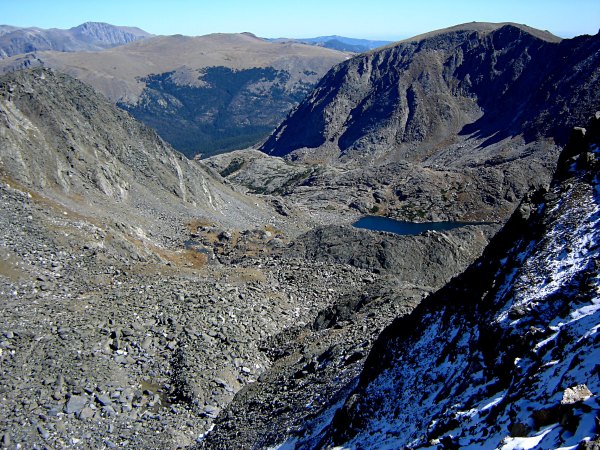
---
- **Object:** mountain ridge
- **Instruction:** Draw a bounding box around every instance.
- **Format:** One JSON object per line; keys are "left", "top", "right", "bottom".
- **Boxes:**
{"left": 248, "top": 23, "right": 600, "bottom": 223}
{"left": 0, "top": 32, "right": 349, "bottom": 157}
{"left": 0, "top": 32, "right": 348, "bottom": 103}
{"left": 261, "top": 23, "right": 593, "bottom": 162}
{"left": 383, "top": 21, "right": 561, "bottom": 48}
{"left": 0, "top": 67, "right": 280, "bottom": 235}
{"left": 0, "top": 22, "right": 151, "bottom": 59}
{"left": 268, "top": 35, "right": 392, "bottom": 53}
{"left": 321, "top": 113, "right": 600, "bottom": 449}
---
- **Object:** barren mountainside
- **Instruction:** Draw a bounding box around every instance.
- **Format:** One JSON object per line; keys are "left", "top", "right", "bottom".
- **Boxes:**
{"left": 0, "top": 68, "right": 278, "bottom": 234}
{"left": 0, "top": 32, "right": 349, "bottom": 157}
{"left": 201, "top": 115, "right": 600, "bottom": 449}
{"left": 0, "top": 67, "right": 495, "bottom": 448}
{"left": 262, "top": 23, "right": 599, "bottom": 162}
{"left": 234, "top": 23, "right": 600, "bottom": 224}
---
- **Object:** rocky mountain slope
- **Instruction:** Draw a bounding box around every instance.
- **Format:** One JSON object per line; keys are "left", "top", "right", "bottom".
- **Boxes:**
{"left": 0, "top": 33, "right": 348, "bottom": 157}
{"left": 0, "top": 68, "right": 282, "bottom": 236}
{"left": 196, "top": 222, "right": 496, "bottom": 449}
{"left": 0, "top": 67, "right": 496, "bottom": 448}
{"left": 252, "top": 23, "right": 600, "bottom": 223}
{"left": 321, "top": 116, "right": 600, "bottom": 450}
{"left": 0, "top": 22, "right": 151, "bottom": 59}
{"left": 3, "top": 21, "right": 598, "bottom": 449}
{"left": 0, "top": 67, "right": 300, "bottom": 447}
{"left": 212, "top": 114, "right": 598, "bottom": 449}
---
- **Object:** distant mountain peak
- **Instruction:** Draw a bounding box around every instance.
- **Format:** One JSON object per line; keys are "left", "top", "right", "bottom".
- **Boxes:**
{"left": 261, "top": 25, "right": 594, "bottom": 163}
{"left": 0, "top": 22, "right": 151, "bottom": 59}
{"left": 267, "top": 35, "right": 392, "bottom": 53}
{"left": 240, "top": 31, "right": 260, "bottom": 39}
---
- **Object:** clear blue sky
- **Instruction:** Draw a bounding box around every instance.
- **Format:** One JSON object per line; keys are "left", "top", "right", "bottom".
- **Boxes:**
{"left": 1, "top": 0, "right": 598, "bottom": 40}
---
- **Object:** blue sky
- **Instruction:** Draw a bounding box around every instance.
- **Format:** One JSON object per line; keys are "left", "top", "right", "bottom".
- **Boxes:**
{"left": 1, "top": 0, "right": 598, "bottom": 40}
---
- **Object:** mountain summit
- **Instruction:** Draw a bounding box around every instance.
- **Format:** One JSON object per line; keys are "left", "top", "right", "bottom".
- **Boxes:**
{"left": 252, "top": 23, "right": 600, "bottom": 223}
{"left": 261, "top": 23, "right": 598, "bottom": 163}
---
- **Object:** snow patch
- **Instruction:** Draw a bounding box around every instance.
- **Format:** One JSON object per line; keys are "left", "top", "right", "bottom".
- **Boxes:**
{"left": 500, "top": 426, "right": 555, "bottom": 450}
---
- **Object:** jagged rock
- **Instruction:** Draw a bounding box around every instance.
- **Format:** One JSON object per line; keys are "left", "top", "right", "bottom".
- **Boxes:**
{"left": 562, "top": 385, "right": 593, "bottom": 405}
{"left": 37, "top": 426, "right": 50, "bottom": 440}
{"left": 579, "top": 436, "right": 600, "bottom": 450}
{"left": 96, "top": 394, "right": 112, "bottom": 407}
{"left": 78, "top": 407, "right": 95, "bottom": 421}
{"left": 509, "top": 422, "right": 530, "bottom": 437}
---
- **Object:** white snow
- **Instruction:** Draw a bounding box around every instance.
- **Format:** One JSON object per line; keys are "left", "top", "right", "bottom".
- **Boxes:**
{"left": 480, "top": 394, "right": 506, "bottom": 411}
{"left": 500, "top": 426, "right": 555, "bottom": 450}
{"left": 292, "top": 152, "right": 600, "bottom": 449}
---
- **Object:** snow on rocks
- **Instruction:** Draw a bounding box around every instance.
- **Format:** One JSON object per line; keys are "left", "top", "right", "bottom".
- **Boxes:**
{"left": 309, "top": 120, "right": 600, "bottom": 450}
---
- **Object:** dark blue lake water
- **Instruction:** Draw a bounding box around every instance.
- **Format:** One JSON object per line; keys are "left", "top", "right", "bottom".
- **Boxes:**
{"left": 352, "top": 216, "right": 485, "bottom": 235}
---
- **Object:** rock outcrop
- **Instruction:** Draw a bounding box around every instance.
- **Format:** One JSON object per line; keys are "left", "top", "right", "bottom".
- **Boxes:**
{"left": 197, "top": 224, "right": 495, "bottom": 450}
{"left": 308, "top": 113, "right": 600, "bottom": 449}
{"left": 288, "top": 223, "right": 497, "bottom": 283}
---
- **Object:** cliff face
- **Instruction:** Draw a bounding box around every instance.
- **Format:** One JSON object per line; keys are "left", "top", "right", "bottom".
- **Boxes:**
{"left": 261, "top": 24, "right": 599, "bottom": 165}
{"left": 249, "top": 24, "right": 600, "bottom": 224}
{"left": 69, "top": 22, "right": 150, "bottom": 47}
{"left": 320, "top": 114, "right": 600, "bottom": 449}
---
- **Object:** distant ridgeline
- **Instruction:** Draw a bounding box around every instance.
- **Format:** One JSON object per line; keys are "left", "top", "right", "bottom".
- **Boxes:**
{"left": 119, "top": 66, "right": 313, "bottom": 158}
{"left": 266, "top": 35, "right": 393, "bottom": 53}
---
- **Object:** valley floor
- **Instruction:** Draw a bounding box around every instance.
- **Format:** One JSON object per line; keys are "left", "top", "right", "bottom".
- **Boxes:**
{"left": 0, "top": 176, "right": 393, "bottom": 448}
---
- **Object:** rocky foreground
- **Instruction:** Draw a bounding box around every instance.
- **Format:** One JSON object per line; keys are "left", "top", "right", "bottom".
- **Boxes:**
{"left": 200, "top": 116, "right": 600, "bottom": 449}
{"left": 1, "top": 23, "right": 599, "bottom": 450}
{"left": 0, "top": 68, "right": 495, "bottom": 449}
{"left": 0, "top": 171, "right": 495, "bottom": 448}
{"left": 0, "top": 175, "right": 374, "bottom": 447}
